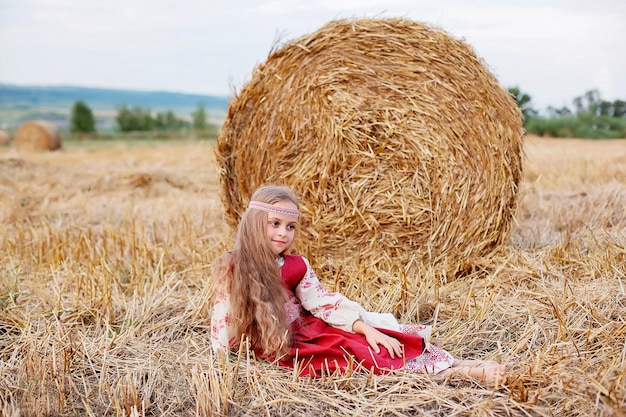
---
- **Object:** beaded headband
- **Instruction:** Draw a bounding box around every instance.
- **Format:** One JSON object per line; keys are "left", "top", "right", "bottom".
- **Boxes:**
{"left": 248, "top": 200, "right": 299, "bottom": 218}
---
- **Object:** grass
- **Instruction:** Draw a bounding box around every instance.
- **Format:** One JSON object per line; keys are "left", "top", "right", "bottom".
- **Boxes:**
{"left": 0, "top": 135, "right": 625, "bottom": 416}
{"left": 525, "top": 116, "right": 626, "bottom": 139}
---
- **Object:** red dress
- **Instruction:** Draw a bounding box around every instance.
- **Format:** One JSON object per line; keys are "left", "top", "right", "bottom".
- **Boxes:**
{"left": 277, "top": 255, "right": 426, "bottom": 376}
{"left": 210, "top": 254, "right": 454, "bottom": 377}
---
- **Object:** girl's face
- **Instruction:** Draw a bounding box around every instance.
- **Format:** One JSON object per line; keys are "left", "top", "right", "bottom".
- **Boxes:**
{"left": 266, "top": 200, "right": 298, "bottom": 256}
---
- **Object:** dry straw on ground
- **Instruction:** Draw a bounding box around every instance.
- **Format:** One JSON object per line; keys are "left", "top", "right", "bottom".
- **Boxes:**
{"left": 13, "top": 120, "right": 62, "bottom": 152}
{"left": 217, "top": 18, "right": 524, "bottom": 279}
{"left": 0, "top": 136, "right": 625, "bottom": 416}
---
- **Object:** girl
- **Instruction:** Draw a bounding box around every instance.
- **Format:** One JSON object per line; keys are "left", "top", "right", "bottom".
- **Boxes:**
{"left": 210, "top": 185, "right": 506, "bottom": 383}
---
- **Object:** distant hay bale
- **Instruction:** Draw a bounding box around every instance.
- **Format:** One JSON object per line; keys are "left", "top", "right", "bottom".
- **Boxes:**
{"left": 216, "top": 17, "right": 524, "bottom": 278}
{"left": 0, "top": 130, "right": 10, "bottom": 146}
{"left": 14, "top": 120, "right": 62, "bottom": 152}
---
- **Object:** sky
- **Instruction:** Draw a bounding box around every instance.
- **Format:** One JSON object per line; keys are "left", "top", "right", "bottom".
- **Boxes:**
{"left": 0, "top": 0, "right": 625, "bottom": 112}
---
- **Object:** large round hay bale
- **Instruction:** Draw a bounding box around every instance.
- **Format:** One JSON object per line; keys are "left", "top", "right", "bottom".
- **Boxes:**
{"left": 0, "top": 130, "right": 10, "bottom": 146}
{"left": 216, "top": 18, "right": 524, "bottom": 278}
{"left": 14, "top": 120, "right": 62, "bottom": 152}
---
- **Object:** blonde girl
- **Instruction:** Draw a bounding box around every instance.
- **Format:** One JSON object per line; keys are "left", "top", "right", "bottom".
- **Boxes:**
{"left": 211, "top": 185, "right": 505, "bottom": 382}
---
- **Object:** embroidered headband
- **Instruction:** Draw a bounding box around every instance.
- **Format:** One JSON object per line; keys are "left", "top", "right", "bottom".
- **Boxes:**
{"left": 248, "top": 200, "right": 299, "bottom": 218}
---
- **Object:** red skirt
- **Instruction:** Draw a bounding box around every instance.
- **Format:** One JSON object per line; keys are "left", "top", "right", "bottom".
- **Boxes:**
{"left": 278, "top": 312, "right": 425, "bottom": 377}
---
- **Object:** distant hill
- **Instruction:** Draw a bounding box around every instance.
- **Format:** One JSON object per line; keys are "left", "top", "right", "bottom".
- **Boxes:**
{"left": 0, "top": 84, "right": 229, "bottom": 131}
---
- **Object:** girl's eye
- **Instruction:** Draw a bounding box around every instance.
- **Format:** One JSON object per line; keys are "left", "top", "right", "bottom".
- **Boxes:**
{"left": 270, "top": 221, "right": 279, "bottom": 227}
{"left": 287, "top": 224, "right": 296, "bottom": 231}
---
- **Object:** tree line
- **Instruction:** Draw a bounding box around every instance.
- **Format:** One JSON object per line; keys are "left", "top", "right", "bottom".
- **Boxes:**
{"left": 70, "top": 101, "right": 213, "bottom": 134}
{"left": 72, "top": 88, "right": 626, "bottom": 139}
{"left": 508, "top": 87, "right": 626, "bottom": 139}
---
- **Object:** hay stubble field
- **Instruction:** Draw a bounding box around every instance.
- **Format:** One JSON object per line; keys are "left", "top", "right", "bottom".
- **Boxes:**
{"left": 0, "top": 135, "right": 625, "bottom": 416}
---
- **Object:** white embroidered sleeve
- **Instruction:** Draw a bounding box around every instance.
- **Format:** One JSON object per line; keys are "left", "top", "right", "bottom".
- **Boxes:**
{"left": 363, "top": 311, "right": 401, "bottom": 332}
{"left": 295, "top": 257, "right": 367, "bottom": 333}
{"left": 210, "top": 281, "right": 237, "bottom": 353}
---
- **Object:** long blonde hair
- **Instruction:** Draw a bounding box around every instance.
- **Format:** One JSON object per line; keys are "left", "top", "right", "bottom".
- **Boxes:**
{"left": 213, "top": 185, "right": 299, "bottom": 357}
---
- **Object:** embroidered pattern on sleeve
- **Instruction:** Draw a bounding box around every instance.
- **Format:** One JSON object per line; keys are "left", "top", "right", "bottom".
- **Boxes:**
{"left": 295, "top": 258, "right": 363, "bottom": 332}
{"left": 210, "top": 277, "right": 237, "bottom": 351}
{"left": 210, "top": 311, "right": 234, "bottom": 350}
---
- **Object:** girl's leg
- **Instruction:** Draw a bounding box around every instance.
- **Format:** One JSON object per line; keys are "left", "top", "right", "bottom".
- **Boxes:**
{"left": 438, "top": 359, "right": 506, "bottom": 384}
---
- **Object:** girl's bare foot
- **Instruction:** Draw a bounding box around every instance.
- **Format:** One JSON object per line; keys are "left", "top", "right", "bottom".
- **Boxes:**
{"left": 440, "top": 359, "right": 506, "bottom": 384}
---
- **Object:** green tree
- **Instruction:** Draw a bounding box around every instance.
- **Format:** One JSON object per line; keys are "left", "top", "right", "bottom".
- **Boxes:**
{"left": 154, "top": 112, "right": 166, "bottom": 130}
{"left": 527, "top": 89, "right": 626, "bottom": 139}
{"left": 137, "top": 107, "right": 153, "bottom": 131}
{"left": 116, "top": 105, "right": 155, "bottom": 132}
{"left": 192, "top": 103, "right": 207, "bottom": 130}
{"left": 507, "top": 87, "right": 538, "bottom": 124}
{"left": 598, "top": 100, "right": 613, "bottom": 117}
{"left": 546, "top": 105, "right": 573, "bottom": 118}
{"left": 613, "top": 100, "right": 626, "bottom": 118}
{"left": 163, "top": 110, "right": 180, "bottom": 130}
{"left": 116, "top": 106, "right": 192, "bottom": 133}
{"left": 583, "top": 89, "right": 601, "bottom": 115}
{"left": 116, "top": 105, "right": 136, "bottom": 132}
{"left": 70, "top": 100, "right": 96, "bottom": 133}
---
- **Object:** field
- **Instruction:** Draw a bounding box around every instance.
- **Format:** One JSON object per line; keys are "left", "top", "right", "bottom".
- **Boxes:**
{"left": 0, "top": 135, "right": 625, "bottom": 416}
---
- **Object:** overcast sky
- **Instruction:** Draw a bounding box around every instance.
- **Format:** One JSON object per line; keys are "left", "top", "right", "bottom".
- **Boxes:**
{"left": 1, "top": 0, "right": 624, "bottom": 111}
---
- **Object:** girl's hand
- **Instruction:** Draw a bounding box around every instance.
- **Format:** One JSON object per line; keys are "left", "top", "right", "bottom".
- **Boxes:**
{"left": 352, "top": 320, "right": 403, "bottom": 359}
